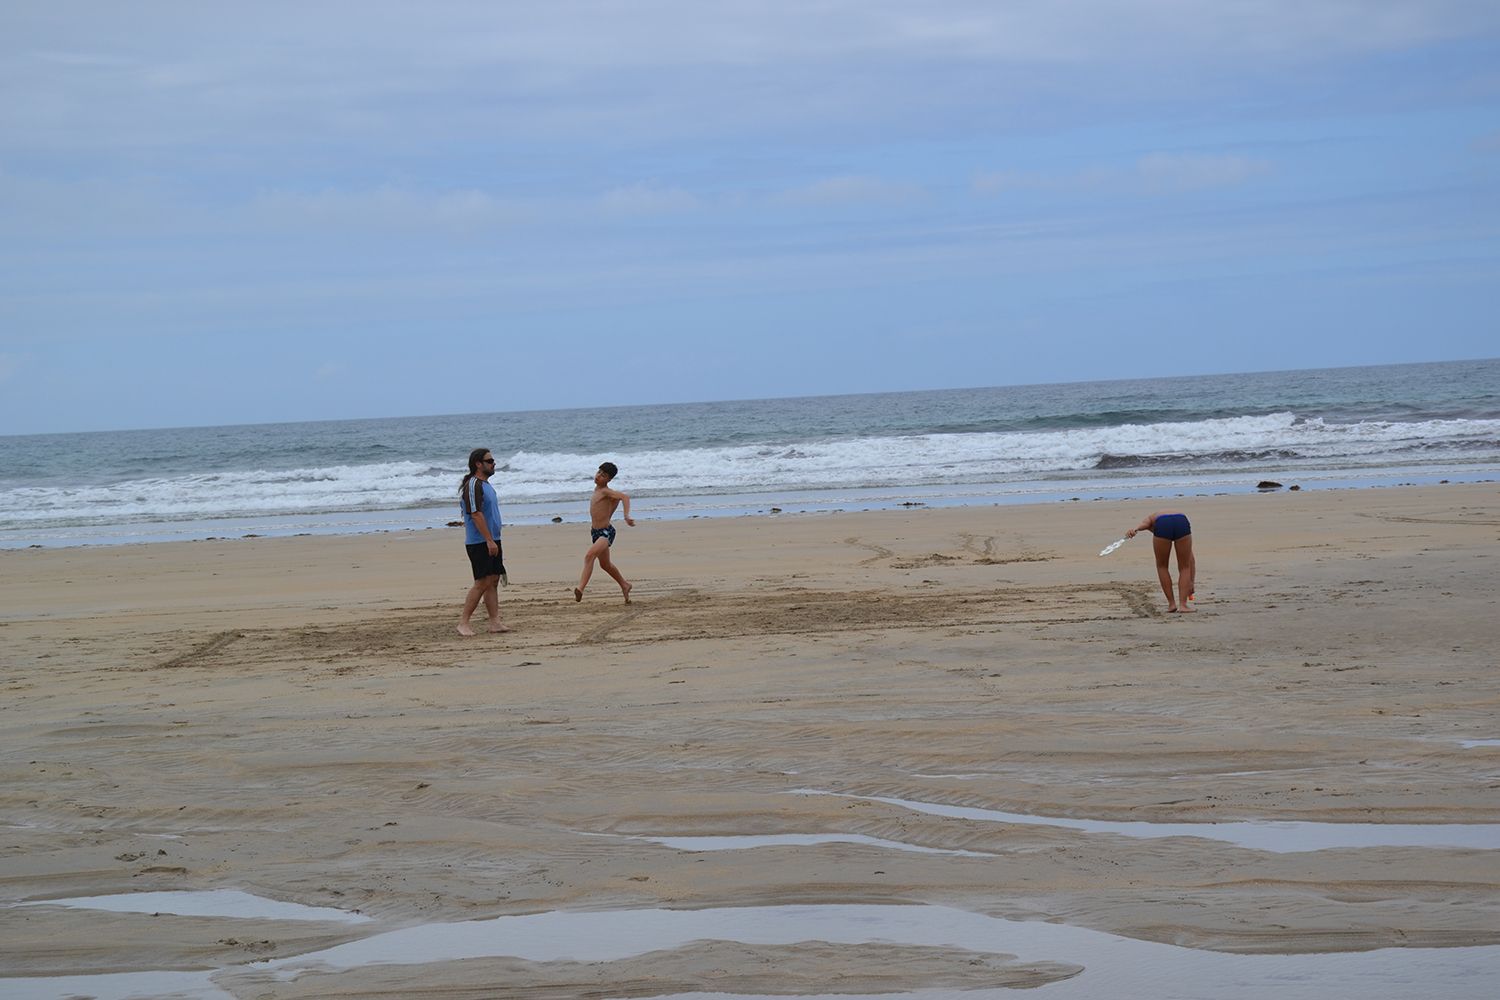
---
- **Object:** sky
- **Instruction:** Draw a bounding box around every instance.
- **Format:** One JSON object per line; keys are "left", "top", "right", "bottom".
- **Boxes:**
{"left": 2, "top": 1, "right": 1498, "bottom": 434}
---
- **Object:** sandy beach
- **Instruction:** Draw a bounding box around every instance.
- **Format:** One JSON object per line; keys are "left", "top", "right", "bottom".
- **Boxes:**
{"left": 2, "top": 483, "right": 1498, "bottom": 997}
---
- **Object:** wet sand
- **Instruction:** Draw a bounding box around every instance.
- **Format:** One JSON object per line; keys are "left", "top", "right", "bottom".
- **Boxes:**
{"left": 2, "top": 484, "right": 1498, "bottom": 996}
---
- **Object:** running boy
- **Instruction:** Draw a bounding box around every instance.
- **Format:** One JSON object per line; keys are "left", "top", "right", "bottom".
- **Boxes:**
{"left": 1126, "top": 510, "right": 1196, "bottom": 613}
{"left": 574, "top": 461, "right": 635, "bottom": 603}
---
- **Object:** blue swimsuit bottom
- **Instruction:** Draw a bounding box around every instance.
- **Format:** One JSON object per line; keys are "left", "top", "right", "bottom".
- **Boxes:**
{"left": 1151, "top": 513, "right": 1191, "bottom": 541}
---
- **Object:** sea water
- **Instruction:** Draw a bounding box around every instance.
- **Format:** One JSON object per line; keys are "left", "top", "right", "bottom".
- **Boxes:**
{"left": 1, "top": 359, "right": 1496, "bottom": 548}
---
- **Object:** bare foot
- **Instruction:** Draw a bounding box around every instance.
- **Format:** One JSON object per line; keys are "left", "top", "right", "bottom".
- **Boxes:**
{"left": 456, "top": 622, "right": 477, "bottom": 636}
{"left": 573, "top": 587, "right": 583, "bottom": 603}
{"left": 487, "top": 622, "right": 512, "bottom": 633}
{"left": 1177, "top": 605, "right": 1196, "bottom": 613}
{"left": 1166, "top": 607, "right": 1178, "bottom": 613}
{"left": 621, "top": 582, "right": 633, "bottom": 604}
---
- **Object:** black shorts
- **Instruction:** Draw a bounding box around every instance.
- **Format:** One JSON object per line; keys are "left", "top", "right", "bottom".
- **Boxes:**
{"left": 466, "top": 540, "right": 506, "bottom": 580}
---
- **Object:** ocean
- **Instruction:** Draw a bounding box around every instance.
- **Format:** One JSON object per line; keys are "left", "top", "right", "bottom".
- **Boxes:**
{"left": 2, "top": 359, "right": 1497, "bottom": 549}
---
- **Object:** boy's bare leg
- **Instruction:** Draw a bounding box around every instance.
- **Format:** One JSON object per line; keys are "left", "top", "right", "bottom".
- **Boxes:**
{"left": 1152, "top": 536, "right": 1177, "bottom": 611}
{"left": 576, "top": 538, "right": 610, "bottom": 601}
{"left": 1175, "top": 537, "right": 1196, "bottom": 611}
{"left": 598, "top": 549, "right": 632, "bottom": 603}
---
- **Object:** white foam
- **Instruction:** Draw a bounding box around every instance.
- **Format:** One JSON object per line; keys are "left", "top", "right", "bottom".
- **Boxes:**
{"left": 5, "top": 411, "right": 1498, "bottom": 531}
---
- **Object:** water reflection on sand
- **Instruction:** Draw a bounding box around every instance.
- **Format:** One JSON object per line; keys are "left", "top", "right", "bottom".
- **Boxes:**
{"left": 6, "top": 900, "right": 1499, "bottom": 1000}
{"left": 792, "top": 789, "right": 1500, "bottom": 852}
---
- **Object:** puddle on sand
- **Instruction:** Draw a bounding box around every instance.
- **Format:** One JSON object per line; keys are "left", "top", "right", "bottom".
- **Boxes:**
{"left": 7, "top": 903, "right": 1499, "bottom": 1000}
{"left": 1194, "top": 766, "right": 1330, "bottom": 779}
{"left": 635, "top": 832, "right": 991, "bottom": 857}
{"left": 1461, "top": 739, "right": 1500, "bottom": 748}
{"left": 2, "top": 969, "right": 238, "bottom": 1000}
{"left": 793, "top": 790, "right": 1500, "bottom": 852}
{"left": 18, "top": 888, "right": 371, "bottom": 923}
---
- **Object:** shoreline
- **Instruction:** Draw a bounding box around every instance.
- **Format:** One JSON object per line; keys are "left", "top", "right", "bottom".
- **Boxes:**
{"left": 3, "top": 466, "right": 1494, "bottom": 551}
{"left": 2, "top": 483, "right": 1497, "bottom": 995}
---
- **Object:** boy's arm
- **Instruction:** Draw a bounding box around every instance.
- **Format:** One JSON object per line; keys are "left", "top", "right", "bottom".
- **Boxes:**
{"left": 604, "top": 487, "right": 634, "bottom": 525}
{"left": 1125, "top": 514, "right": 1154, "bottom": 538}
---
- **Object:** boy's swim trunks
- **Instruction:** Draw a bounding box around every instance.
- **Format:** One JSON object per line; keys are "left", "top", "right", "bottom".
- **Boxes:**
{"left": 590, "top": 525, "right": 616, "bottom": 547}
{"left": 1151, "top": 513, "right": 1191, "bottom": 541}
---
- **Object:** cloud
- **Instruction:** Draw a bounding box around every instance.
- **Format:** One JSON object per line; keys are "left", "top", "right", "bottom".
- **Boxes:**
{"left": 597, "top": 184, "right": 700, "bottom": 217}
{"left": 1134, "top": 153, "right": 1272, "bottom": 192}
{"left": 974, "top": 153, "right": 1271, "bottom": 196}
{"left": 0, "top": 167, "right": 175, "bottom": 241}
{"left": 252, "top": 182, "right": 703, "bottom": 230}
{"left": 971, "top": 167, "right": 1113, "bottom": 195}
{"left": 248, "top": 187, "right": 534, "bottom": 233}
{"left": 2, "top": 2, "right": 1496, "bottom": 435}
{"left": 5, "top": 2, "right": 1498, "bottom": 153}
{"left": 769, "top": 175, "right": 924, "bottom": 207}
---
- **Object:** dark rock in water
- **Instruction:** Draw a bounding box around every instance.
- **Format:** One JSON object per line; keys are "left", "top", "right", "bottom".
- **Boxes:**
{"left": 551, "top": 516, "right": 563, "bottom": 523}
{"left": 1289, "top": 484, "right": 1301, "bottom": 491}
{"left": 1257, "top": 480, "right": 1283, "bottom": 490}
{"left": 446, "top": 520, "right": 462, "bottom": 527}
{"left": 770, "top": 507, "right": 782, "bottom": 513}
{"left": 900, "top": 501, "right": 925, "bottom": 507}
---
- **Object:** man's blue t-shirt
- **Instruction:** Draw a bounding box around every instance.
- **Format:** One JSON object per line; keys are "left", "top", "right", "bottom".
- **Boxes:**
{"left": 462, "top": 478, "right": 502, "bottom": 545}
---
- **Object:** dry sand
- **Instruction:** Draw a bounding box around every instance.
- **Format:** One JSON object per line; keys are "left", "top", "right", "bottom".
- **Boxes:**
{"left": 1, "top": 484, "right": 1498, "bottom": 996}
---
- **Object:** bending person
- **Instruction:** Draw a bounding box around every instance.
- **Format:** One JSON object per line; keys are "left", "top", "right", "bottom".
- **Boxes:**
{"left": 1126, "top": 511, "right": 1196, "bottom": 613}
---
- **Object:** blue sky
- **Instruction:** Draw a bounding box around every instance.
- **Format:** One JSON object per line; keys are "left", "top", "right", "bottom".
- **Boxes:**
{"left": 2, "top": 1, "right": 1497, "bottom": 433}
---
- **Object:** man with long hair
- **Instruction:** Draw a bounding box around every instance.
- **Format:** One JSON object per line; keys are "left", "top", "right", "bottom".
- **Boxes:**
{"left": 458, "top": 448, "right": 509, "bottom": 635}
